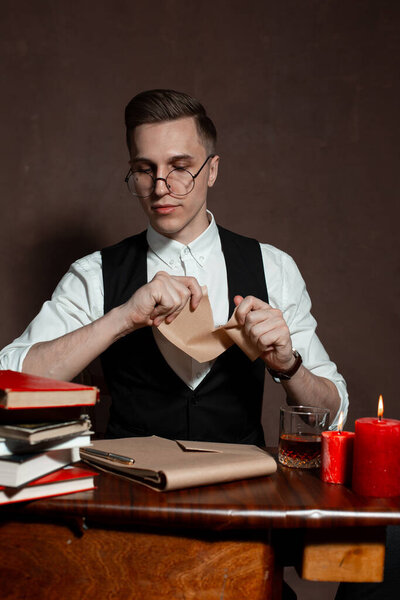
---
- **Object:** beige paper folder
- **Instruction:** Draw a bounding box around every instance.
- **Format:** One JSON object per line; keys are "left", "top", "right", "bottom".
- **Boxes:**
{"left": 80, "top": 436, "right": 277, "bottom": 491}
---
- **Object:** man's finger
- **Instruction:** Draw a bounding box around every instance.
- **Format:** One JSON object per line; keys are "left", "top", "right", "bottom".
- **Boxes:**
{"left": 173, "top": 276, "right": 203, "bottom": 309}
{"left": 234, "top": 295, "right": 271, "bottom": 325}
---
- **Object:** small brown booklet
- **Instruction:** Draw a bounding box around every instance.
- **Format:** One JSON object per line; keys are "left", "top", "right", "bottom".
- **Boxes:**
{"left": 80, "top": 436, "right": 277, "bottom": 491}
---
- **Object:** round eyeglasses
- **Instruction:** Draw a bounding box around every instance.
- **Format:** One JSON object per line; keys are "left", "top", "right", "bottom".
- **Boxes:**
{"left": 125, "top": 154, "right": 215, "bottom": 199}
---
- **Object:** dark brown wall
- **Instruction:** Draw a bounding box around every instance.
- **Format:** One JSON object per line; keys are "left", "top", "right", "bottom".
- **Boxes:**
{"left": 1, "top": 0, "right": 399, "bottom": 441}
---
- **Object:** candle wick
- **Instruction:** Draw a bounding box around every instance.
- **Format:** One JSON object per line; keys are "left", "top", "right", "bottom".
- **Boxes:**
{"left": 378, "top": 415, "right": 382, "bottom": 422}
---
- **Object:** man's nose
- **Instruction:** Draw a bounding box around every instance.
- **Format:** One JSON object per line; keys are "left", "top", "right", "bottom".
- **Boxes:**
{"left": 153, "top": 176, "right": 170, "bottom": 196}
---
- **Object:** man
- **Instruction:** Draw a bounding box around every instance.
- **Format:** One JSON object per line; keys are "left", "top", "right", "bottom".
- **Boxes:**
{"left": 0, "top": 89, "right": 347, "bottom": 444}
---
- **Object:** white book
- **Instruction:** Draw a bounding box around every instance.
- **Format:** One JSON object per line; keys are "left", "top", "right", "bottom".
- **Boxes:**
{"left": 0, "top": 446, "right": 80, "bottom": 487}
{"left": 0, "top": 432, "right": 92, "bottom": 457}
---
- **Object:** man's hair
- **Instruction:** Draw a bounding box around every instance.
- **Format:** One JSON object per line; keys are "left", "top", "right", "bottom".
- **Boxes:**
{"left": 124, "top": 89, "right": 217, "bottom": 153}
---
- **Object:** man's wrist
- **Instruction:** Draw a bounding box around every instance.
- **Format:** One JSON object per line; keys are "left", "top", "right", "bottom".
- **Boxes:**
{"left": 109, "top": 304, "right": 141, "bottom": 340}
{"left": 266, "top": 350, "right": 303, "bottom": 383}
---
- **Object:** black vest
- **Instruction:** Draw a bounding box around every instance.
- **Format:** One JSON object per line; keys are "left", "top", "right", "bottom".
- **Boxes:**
{"left": 100, "top": 226, "right": 269, "bottom": 445}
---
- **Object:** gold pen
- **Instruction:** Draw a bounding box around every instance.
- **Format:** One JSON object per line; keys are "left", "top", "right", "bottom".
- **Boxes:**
{"left": 83, "top": 447, "right": 135, "bottom": 465}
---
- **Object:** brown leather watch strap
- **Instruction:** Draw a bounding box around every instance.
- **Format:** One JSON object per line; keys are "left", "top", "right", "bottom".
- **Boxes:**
{"left": 267, "top": 350, "right": 303, "bottom": 382}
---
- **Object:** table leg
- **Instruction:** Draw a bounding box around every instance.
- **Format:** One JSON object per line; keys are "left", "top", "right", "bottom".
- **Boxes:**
{"left": 300, "top": 527, "right": 386, "bottom": 582}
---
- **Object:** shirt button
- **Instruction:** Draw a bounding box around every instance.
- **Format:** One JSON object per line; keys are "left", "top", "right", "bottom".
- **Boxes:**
{"left": 183, "top": 247, "right": 190, "bottom": 255}
{"left": 169, "top": 259, "right": 174, "bottom": 266}
{"left": 199, "top": 256, "right": 204, "bottom": 261}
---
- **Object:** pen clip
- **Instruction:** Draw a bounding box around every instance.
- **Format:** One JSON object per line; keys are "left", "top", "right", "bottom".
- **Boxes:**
{"left": 107, "top": 452, "right": 135, "bottom": 465}
{"left": 83, "top": 448, "right": 135, "bottom": 465}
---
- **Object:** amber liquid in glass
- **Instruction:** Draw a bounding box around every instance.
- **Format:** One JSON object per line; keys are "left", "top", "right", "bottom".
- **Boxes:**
{"left": 278, "top": 433, "right": 322, "bottom": 468}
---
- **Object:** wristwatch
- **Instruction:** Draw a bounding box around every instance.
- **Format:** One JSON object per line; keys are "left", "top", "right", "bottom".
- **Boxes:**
{"left": 267, "top": 350, "right": 303, "bottom": 382}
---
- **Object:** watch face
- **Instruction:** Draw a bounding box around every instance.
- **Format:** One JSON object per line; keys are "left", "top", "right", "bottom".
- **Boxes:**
{"left": 270, "top": 371, "right": 290, "bottom": 380}
{"left": 277, "top": 373, "right": 291, "bottom": 380}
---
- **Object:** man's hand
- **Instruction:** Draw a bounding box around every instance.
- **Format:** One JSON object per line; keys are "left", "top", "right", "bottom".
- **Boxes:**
{"left": 234, "top": 295, "right": 296, "bottom": 371}
{"left": 119, "top": 271, "right": 203, "bottom": 332}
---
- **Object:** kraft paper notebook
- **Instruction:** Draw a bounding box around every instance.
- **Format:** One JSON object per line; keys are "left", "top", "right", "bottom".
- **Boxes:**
{"left": 80, "top": 436, "right": 277, "bottom": 491}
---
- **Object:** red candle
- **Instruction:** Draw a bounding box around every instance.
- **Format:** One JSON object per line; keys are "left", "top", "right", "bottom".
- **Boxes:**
{"left": 352, "top": 396, "right": 400, "bottom": 497}
{"left": 321, "top": 412, "right": 355, "bottom": 484}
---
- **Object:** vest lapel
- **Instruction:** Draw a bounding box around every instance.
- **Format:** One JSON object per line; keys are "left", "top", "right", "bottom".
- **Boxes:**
{"left": 218, "top": 225, "right": 269, "bottom": 310}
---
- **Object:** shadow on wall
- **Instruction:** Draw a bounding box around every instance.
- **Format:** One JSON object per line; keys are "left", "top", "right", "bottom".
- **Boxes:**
{"left": 4, "top": 225, "right": 109, "bottom": 346}
{"left": 31, "top": 228, "right": 106, "bottom": 294}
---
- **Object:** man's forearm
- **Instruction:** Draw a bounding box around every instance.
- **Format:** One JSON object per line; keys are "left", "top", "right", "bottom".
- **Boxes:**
{"left": 22, "top": 272, "right": 204, "bottom": 381}
{"left": 22, "top": 306, "right": 130, "bottom": 381}
{"left": 282, "top": 365, "right": 341, "bottom": 425}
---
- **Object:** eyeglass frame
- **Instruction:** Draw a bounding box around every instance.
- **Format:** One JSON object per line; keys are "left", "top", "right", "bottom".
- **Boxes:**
{"left": 124, "top": 154, "right": 216, "bottom": 199}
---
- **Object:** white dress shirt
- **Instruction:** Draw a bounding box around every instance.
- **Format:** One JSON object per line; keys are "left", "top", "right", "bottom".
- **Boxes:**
{"left": 0, "top": 213, "right": 348, "bottom": 427}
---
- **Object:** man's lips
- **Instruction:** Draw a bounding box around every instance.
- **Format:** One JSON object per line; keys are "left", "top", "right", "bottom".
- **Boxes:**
{"left": 152, "top": 204, "right": 179, "bottom": 214}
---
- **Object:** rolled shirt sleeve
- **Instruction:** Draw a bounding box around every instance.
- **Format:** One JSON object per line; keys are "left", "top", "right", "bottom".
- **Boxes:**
{"left": 261, "top": 243, "right": 349, "bottom": 429}
{"left": 0, "top": 252, "right": 103, "bottom": 372}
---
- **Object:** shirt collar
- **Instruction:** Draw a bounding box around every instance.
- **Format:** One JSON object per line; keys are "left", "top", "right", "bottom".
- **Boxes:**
{"left": 146, "top": 211, "right": 219, "bottom": 269}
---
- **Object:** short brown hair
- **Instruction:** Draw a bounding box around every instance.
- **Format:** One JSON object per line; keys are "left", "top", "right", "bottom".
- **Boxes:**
{"left": 124, "top": 89, "right": 217, "bottom": 153}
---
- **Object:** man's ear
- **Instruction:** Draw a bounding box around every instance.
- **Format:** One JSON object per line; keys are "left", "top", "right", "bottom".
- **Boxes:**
{"left": 208, "top": 155, "right": 220, "bottom": 188}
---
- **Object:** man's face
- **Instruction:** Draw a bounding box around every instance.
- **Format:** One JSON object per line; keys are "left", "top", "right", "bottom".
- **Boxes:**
{"left": 129, "top": 117, "right": 219, "bottom": 245}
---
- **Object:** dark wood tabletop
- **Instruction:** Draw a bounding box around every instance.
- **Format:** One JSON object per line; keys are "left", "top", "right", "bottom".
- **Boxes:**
{"left": 2, "top": 458, "right": 400, "bottom": 532}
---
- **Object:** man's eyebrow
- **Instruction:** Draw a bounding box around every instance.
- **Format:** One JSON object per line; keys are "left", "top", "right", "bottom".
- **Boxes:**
{"left": 131, "top": 156, "right": 155, "bottom": 166}
{"left": 131, "top": 154, "right": 195, "bottom": 165}
{"left": 167, "top": 154, "right": 195, "bottom": 163}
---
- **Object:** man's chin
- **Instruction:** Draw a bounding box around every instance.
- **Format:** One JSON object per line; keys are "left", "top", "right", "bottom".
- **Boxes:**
{"left": 149, "top": 218, "right": 181, "bottom": 238}
{"left": 147, "top": 207, "right": 209, "bottom": 243}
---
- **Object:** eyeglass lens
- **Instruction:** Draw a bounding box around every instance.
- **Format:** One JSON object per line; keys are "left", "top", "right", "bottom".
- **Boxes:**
{"left": 127, "top": 169, "right": 195, "bottom": 198}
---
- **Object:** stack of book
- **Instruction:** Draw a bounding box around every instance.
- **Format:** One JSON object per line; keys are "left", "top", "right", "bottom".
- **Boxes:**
{"left": 0, "top": 370, "right": 98, "bottom": 504}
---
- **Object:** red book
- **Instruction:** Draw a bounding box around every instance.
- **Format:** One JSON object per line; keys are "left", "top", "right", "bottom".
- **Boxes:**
{"left": 0, "top": 464, "right": 97, "bottom": 505}
{"left": 0, "top": 370, "right": 99, "bottom": 409}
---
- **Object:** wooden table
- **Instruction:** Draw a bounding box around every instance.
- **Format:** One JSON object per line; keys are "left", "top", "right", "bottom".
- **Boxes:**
{"left": 1, "top": 459, "right": 400, "bottom": 600}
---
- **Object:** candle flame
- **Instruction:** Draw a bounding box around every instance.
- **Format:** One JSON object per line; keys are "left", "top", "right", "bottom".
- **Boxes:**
{"left": 377, "top": 395, "right": 384, "bottom": 419}
{"left": 338, "top": 411, "right": 344, "bottom": 432}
